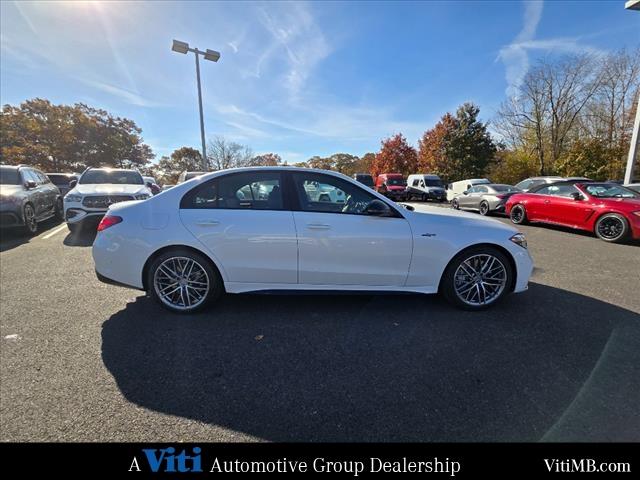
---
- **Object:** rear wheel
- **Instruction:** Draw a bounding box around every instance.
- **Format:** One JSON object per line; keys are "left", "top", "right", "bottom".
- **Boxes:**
{"left": 510, "top": 204, "right": 527, "bottom": 225}
{"left": 148, "top": 249, "right": 223, "bottom": 313}
{"left": 22, "top": 204, "right": 38, "bottom": 235}
{"left": 441, "top": 247, "right": 513, "bottom": 310}
{"left": 479, "top": 201, "right": 490, "bottom": 216}
{"left": 594, "top": 213, "right": 628, "bottom": 243}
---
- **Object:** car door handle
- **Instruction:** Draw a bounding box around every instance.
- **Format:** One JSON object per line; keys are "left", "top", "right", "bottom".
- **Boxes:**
{"left": 306, "top": 223, "right": 331, "bottom": 230}
{"left": 544, "top": 200, "right": 550, "bottom": 204}
{"left": 195, "top": 219, "right": 220, "bottom": 226}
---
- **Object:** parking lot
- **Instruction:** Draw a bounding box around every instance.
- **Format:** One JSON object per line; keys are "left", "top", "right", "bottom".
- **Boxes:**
{"left": 1, "top": 204, "right": 639, "bottom": 442}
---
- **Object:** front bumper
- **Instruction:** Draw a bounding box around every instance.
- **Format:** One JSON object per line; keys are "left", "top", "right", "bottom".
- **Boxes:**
{"left": 0, "top": 204, "right": 24, "bottom": 228}
{"left": 385, "top": 190, "right": 406, "bottom": 201}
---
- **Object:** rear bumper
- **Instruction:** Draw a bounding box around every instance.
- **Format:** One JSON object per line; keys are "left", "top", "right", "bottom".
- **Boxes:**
{"left": 95, "top": 269, "right": 142, "bottom": 290}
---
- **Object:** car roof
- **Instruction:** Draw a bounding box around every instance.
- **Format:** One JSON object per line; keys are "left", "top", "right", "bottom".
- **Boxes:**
{"left": 529, "top": 179, "right": 600, "bottom": 192}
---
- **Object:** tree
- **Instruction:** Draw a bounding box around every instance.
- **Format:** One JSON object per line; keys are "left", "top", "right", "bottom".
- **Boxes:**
{"left": 0, "top": 98, "right": 154, "bottom": 172}
{"left": 418, "top": 103, "right": 496, "bottom": 181}
{"left": 486, "top": 149, "right": 538, "bottom": 185}
{"left": 206, "top": 136, "right": 253, "bottom": 170}
{"left": 249, "top": 153, "right": 282, "bottom": 166}
{"left": 147, "top": 147, "right": 203, "bottom": 184}
{"left": 370, "top": 133, "right": 418, "bottom": 179}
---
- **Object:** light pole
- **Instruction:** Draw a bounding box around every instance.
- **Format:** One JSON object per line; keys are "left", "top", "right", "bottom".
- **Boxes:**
{"left": 172, "top": 39, "right": 221, "bottom": 170}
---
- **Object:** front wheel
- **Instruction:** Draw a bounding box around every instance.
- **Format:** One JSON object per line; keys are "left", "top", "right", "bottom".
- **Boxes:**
{"left": 22, "top": 204, "right": 38, "bottom": 235}
{"left": 594, "top": 213, "right": 629, "bottom": 243}
{"left": 148, "top": 249, "right": 223, "bottom": 313}
{"left": 440, "top": 247, "right": 513, "bottom": 310}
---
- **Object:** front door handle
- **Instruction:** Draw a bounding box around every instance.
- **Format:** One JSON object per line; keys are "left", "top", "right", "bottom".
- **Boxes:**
{"left": 195, "top": 219, "right": 220, "bottom": 226}
{"left": 544, "top": 200, "right": 550, "bottom": 204}
{"left": 307, "top": 223, "right": 331, "bottom": 230}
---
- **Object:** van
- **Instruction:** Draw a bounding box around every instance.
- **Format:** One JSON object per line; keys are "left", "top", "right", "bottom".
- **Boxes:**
{"left": 406, "top": 174, "right": 446, "bottom": 202}
{"left": 374, "top": 173, "right": 406, "bottom": 201}
{"left": 353, "top": 173, "right": 374, "bottom": 188}
{"left": 446, "top": 178, "right": 491, "bottom": 202}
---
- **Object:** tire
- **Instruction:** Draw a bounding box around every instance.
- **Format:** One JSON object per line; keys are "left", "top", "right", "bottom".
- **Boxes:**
{"left": 440, "top": 246, "right": 513, "bottom": 311}
{"left": 594, "top": 213, "right": 629, "bottom": 243}
{"left": 452, "top": 198, "right": 460, "bottom": 210}
{"left": 479, "top": 201, "right": 490, "bottom": 216}
{"left": 22, "top": 204, "right": 38, "bottom": 235}
{"left": 147, "top": 248, "right": 223, "bottom": 314}
{"left": 54, "top": 198, "right": 64, "bottom": 221}
{"left": 510, "top": 204, "right": 527, "bottom": 225}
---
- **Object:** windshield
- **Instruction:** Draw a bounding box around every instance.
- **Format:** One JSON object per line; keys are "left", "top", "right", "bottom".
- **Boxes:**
{"left": 386, "top": 178, "right": 405, "bottom": 186}
{"left": 0, "top": 167, "right": 21, "bottom": 185}
{"left": 80, "top": 169, "right": 143, "bottom": 185}
{"left": 424, "top": 179, "right": 443, "bottom": 187}
{"left": 582, "top": 184, "right": 639, "bottom": 199}
{"left": 47, "top": 174, "right": 74, "bottom": 186}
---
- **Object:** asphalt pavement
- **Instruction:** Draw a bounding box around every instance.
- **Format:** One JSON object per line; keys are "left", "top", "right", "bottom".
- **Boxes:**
{"left": 1, "top": 206, "right": 639, "bottom": 442}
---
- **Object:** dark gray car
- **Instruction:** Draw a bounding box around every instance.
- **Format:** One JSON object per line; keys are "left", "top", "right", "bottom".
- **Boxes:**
{"left": 452, "top": 183, "right": 521, "bottom": 215}
{"left": 47, "top": 173, "right": 78, "bottom": 197}
{"left": 0, "top": 165, "right": 63, "bottom": 234}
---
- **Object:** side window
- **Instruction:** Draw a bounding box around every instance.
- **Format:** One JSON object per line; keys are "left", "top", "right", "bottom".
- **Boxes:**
{"left": 180, "top": 172, "right": 283, "bottom": 210}
{"left": 535, "top": 186, "right": 551, "bottom": 195}
{"left": 466, "top": 187, "right": 477, "bottom": 193}
{"left": 478, "top": 186, "right": 488, "bottom": 193}
{"left": 292, "top": 172, "right": 378, "bottom": 215}
{"left": 412, "top": 179, "right": 419, "bottom": 187}
{"left": 34, "top": 170, "right": 48, "bottom": 184}
{"left": 554, "top": 185, "right": 579, "bottom": 197}
{"left": 23, "top": 169, "right": 39, "bottom": 185}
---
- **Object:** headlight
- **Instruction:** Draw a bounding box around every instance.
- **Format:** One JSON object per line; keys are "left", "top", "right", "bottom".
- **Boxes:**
{"left": 134, "top": 193, "right": 150, "bottom": 200}
{"left": 65, "top": 194, "right": 83, "bottom": 202}
{"left": 510, "top": 233, "right": 527, "bottom": 249}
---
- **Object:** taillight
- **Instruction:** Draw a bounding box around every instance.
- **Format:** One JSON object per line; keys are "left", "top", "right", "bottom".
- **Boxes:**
{"left": 97, "top": 215, "right": 122, "bottom": 232}
{"left": 496, "top": 194, "right": 507, "bottom": 199}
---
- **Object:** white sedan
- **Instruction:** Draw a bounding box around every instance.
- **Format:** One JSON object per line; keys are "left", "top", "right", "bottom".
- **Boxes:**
{"left": 92, "top": 167, "right": 533, "bottom": 313}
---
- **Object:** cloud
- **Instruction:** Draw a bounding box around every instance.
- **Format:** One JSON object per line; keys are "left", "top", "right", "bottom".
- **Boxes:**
{"left": 86, "top": 81, "right": 165, "bottom": 108}
{"left": 497, "top": 1, "right": 607, "bottom": 97}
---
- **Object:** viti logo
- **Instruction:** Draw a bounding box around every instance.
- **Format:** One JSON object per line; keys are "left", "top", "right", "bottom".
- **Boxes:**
{"left": 129, "top": 446, "right": 203, "bottom": 473}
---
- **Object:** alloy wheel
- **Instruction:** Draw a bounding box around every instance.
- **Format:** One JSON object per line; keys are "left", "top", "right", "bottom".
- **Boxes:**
{"left": 453, "top": 254, "right": 507, "bottom": 306}
{"left": 24, "top": 205, "right": 37, "bottom": 233}
{"left": 480, "top": 202, "right": 489, "bottom": 215}
{"left": 597, "top": 216, "right": 624, "bottom": 241}
{"left": 153, "top": 256, "right": 210, "bottom": 311}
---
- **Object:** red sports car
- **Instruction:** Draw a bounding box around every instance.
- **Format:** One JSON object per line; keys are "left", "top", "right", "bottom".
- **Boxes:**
{"left": 505, "top": 182, "right": 640, "bottom": 243}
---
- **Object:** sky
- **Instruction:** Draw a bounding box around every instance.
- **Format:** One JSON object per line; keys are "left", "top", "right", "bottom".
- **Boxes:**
{"left": 1, "top": 1, "right": 638, "bottom": 164}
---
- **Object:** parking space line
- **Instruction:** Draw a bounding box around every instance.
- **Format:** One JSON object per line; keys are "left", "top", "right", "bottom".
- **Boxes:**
{"left": 42, "top": 225, "right": 68, "bottom": 240}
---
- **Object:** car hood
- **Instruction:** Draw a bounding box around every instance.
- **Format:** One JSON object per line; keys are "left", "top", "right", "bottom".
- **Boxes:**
{"left": 0, "top": 185, "right": 23, "bottom": 197}
{"left": 406, "top": 204, "right": 519, "bottom": 234}
{"left": 72, "top": 184, "right": 150, "bottom": 196}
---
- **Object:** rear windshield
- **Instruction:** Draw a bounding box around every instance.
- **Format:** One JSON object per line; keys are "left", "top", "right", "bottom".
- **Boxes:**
{"left": 0, "top": 167, "right": 21, "bottom": 185}
{"left": 80, "top": 170, "right": 143, "bottom": 185}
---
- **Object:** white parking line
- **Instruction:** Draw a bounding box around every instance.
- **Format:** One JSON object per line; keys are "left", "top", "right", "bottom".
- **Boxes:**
{"left": 42, "top": 224, "right": 68, "bottom": 240}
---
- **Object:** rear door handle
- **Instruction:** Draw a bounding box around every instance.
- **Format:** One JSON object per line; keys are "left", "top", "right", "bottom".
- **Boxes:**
{"left": 307, "top": 223, "right": 331, "bottom": 230}
{"left": 195, "top": 219, "right": 220, "bottom": 226}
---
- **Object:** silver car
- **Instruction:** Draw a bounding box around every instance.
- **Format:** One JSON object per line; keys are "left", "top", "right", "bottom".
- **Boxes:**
{"left": 452, "top": 184, "right": 521, "bottom": 216}
{"left": 514, "top": 176, "right": 564, "bottom": 192}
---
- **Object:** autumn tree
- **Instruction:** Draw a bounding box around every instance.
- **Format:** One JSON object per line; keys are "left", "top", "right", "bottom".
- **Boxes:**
{"left": 370, "top": 133, "right": 418, "bottom": 179}
{"left": 0, "top": 98, "right": 154, "bottom": 172}
{"left": 418, "top": 103, "right": 496, "bottom": 181}
{"left": 147, "top": 147, "right": 203, "bottom": 184}
{"left": 249, "top": 153, "right": 282, "bottom": 166}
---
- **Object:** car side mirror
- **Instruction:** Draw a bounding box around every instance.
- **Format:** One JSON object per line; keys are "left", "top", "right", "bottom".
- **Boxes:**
{"left": 365, "top": 199, "right": 393, "bottom": 217}
{"left": 463, "top": 190, "right": 469, "bottom": 195}
{"left": 69, "top": 179, "right": 77, "bottom": 189}
{"left": 571, "top": 192, "right": 583, "bottom": 201}
{"left": 25, "top": 180, "right": 37, "bottom": 189}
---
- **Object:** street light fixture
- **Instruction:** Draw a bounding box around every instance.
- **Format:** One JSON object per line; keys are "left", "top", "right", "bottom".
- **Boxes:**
{"left": 171, "top": 39, "right": 221, "bottom": 169}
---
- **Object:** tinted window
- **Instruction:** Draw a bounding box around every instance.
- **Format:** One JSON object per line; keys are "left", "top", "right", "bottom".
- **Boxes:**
{"left": 0, "top": 167, "right": 21, "bottom": 185}
{"left": 47, "top": 174, "right": 73, "bottom": 186}
{"left": 23, "top": 169, "right": 40, "bottom": 184}
{"left": 476, "top": 186, "right": 488, "bottom": 193}
{"left": 537, "top": 184, "right": 579, "bottom": 197}
{"left": 386, "top": 177, "right": 405, "bottom": 186}
{"left": 293, "top": 172, "right": 380, "bottom": 215}
{"left": 80, "top": 169, "right": 143, "bottom": 185}
{"left": 583, "top": 184, "right": 638, "bottom": 199}
{"left": 424, "top": 179, "right": 442, "bottom": 187}
{"left": 181, "top": 172, "right": 283, "bottom": 210}
{"left": 412, "top": 179, "right": 420, "bottom": 187}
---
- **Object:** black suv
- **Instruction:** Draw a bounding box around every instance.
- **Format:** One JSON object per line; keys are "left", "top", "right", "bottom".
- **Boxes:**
{"left": 0, "top": 165, "right": 63, "bottom": 234}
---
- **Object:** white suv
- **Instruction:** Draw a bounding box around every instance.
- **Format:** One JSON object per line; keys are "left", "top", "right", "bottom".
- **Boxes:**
{"left": 64, "top": 168, "right": 151, "bottom": 232}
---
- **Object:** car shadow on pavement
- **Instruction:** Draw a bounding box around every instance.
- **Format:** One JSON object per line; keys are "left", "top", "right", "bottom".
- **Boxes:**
{"left": 63, "top": 230, "right": 96, "bottom": 247}
{"left": 0, "top": 218, "right": 63, "bottom": 253}
{"left": 101, "top": 283, "right": 640, "bottom": 442}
